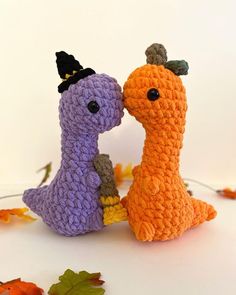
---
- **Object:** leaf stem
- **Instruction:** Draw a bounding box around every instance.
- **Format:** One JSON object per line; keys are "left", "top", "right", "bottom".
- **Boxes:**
{"left": 183, "top": 178, "right": 217, "bottom": 193}
{"left": 0, "top": 193, "right": 23, "bottom": 200}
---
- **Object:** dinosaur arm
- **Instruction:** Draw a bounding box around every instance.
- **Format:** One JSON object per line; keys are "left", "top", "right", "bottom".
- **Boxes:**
{"left": 86, "top": 171, "right": 101, "bottom": 189}
{"left": 142, "top": 176, "right": 160, "bottom": 195}
{"left": 133, "top": 165, "right": 160, "bottom": 195}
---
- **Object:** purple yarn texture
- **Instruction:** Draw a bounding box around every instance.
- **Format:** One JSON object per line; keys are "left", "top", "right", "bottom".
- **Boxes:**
{"left": 23, "top": 73, "right": 123, "bottom": 236}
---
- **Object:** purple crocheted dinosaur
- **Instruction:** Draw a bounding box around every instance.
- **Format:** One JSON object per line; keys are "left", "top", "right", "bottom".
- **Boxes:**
{"left": 23, "top": 51, "right": 124, "bottom": 236}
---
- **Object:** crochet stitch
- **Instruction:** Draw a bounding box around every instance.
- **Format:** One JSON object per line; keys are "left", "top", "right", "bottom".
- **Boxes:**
{"left": 122, "top": 43, "right": 217, "bottom": 242}
{"left": 93, "top": 154, "right": 128, "bottom": 225}
{"left": 23, "top": 52, "right": 124, "bottom": 236}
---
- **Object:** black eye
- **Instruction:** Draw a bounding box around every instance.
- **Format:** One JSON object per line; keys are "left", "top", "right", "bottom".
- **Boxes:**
{"left": 87, "top": 101, "right": 100, "bottom": 114}
{"left": 147, "top": 88, "right": 160, "bottom": 101}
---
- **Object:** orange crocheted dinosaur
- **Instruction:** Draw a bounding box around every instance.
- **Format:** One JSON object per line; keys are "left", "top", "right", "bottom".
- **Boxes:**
{"left": 122, "top": 43, "right": 217, "bottom": 242}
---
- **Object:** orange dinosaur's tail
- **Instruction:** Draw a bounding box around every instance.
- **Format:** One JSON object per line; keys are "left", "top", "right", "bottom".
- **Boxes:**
{"left": 191, "top": 197, "right": 217, "bottom": 228}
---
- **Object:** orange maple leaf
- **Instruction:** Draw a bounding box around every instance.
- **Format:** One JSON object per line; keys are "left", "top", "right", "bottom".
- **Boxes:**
{"left": 217, "top": 188, "right": 236, "bottom": 199}
{"left": 0, "top": 208, "right": 36, "bottom": 223}
{"left": 0, "top": 279, "right": 43, "bottom": 295}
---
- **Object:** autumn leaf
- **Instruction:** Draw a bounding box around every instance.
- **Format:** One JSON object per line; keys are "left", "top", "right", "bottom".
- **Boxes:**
{"left": 37, "top": 162, "right": 52, "bottom": 187}
{"left": 0, "top": 278, "right": 43, "bottom": 294}
{"left": 114, "top": 163, "right": 133, "bottom": 186}
{"left": 217, "top": 188, "right": 236, "bottom": 199}
{"left": 184, "top": 182, "right": 193, "bottom": 196}
{"left": 48, "top": 269, "right": 105, "bottom": 295}
{"left": 0, "top": 208, "right": 36, "bottom": 223}
{"left": 184, "top": 178, "right": 236, "bottom": 200}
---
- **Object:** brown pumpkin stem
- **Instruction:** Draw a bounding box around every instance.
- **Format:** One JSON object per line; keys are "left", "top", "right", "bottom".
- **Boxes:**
{"left": 145, "top": 43, "right": 167, "bottom": 65}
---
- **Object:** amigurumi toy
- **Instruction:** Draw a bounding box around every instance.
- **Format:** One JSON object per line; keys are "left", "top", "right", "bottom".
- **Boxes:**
{"left": 122, "top": 43, "right": 217, "bottom": 242}
{"left": 23, "top": 51, "right": 126, "bottom": 236}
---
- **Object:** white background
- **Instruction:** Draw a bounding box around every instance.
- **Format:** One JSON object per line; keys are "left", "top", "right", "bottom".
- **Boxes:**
{"left": 0, "top": 2, "right": 236, "bottom": 295}
{"left": 0, "top": 0, "right": 235, "bottom": 187}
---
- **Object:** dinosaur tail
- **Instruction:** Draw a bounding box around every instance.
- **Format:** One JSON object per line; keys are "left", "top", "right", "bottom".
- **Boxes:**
{"left": 23, "top": 186, "right": 47, "bottom": 216}
{"left": 191, "top": 197, "right": 217, "bottom": 228}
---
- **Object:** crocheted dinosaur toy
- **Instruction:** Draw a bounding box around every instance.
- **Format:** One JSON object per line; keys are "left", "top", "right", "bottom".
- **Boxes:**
{"left": 23, "top": 51, "right": 126, "bottom": 236}
{"left": 122, "top": 43, "right": 217, "bottom": 242}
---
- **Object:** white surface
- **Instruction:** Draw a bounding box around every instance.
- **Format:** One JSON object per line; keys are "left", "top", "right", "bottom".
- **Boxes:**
{"left": 0, "top": 184, "right": 236, "bottom": 295}
{"left": 0, "top": 0, "right": 236, "bottom": 186}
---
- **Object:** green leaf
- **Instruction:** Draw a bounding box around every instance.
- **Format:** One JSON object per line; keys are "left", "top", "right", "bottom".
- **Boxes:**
{"left": 48, "top": 269, "right": 105, "bottom": 295}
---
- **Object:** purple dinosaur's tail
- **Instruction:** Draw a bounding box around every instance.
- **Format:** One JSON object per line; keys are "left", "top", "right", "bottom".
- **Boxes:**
{"left": 23, "top": 186, "right": 48, "bottom": 216}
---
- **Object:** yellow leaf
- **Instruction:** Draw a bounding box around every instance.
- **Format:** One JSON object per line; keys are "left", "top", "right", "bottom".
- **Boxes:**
{"left": 0, "top": 208, "right": 36, "bottom": 223}
{"left": 114, "top": 163, "right": 133, "bottom": 186}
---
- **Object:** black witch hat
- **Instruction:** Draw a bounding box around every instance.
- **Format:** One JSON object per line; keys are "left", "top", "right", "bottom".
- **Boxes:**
{"left": 56, "top": 51, "right": 95, "bottom": 93}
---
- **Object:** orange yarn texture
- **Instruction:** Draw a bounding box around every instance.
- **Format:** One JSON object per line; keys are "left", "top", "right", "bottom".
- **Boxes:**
{"left": 123, "top": 63, "right": 217, "bottom": 242}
